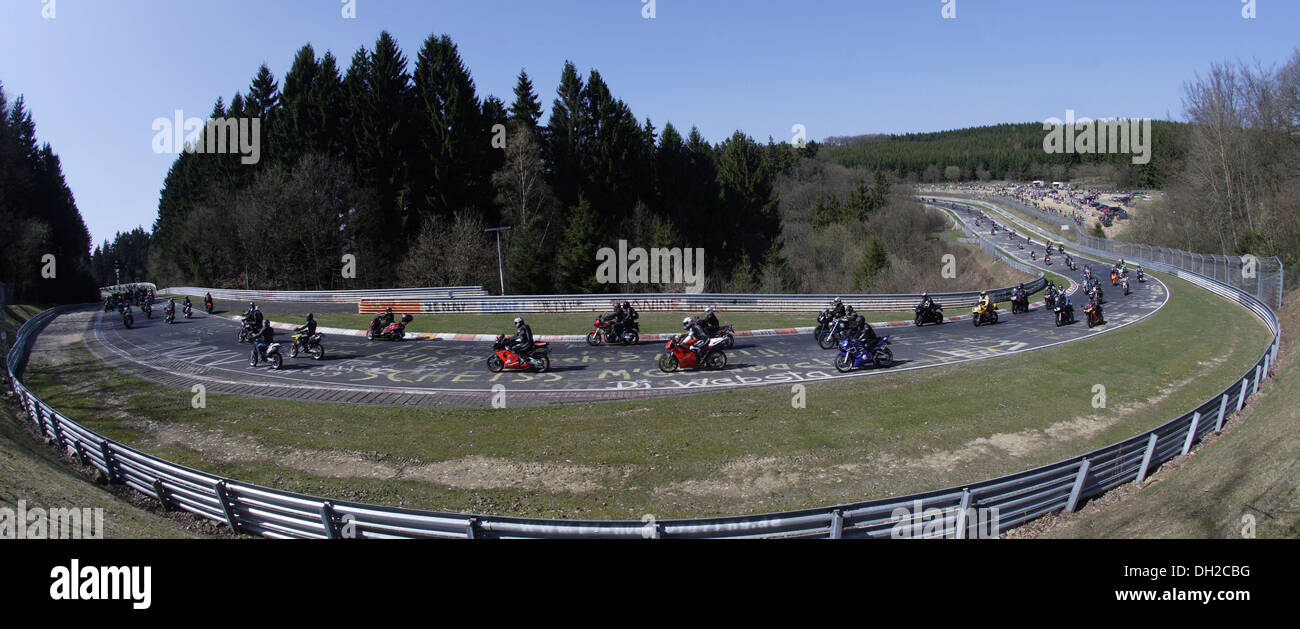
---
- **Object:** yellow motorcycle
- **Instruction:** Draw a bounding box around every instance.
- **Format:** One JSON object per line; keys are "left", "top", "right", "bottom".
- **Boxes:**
{"left": 972, "top": 300, "right": 999, "bottom": 327}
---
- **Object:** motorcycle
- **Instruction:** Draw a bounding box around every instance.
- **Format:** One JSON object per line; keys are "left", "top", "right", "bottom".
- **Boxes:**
{"left": 237, "top": 319, "right": 258, "bottom": 343}
{"left": 122, "top": 310, "right": 134, "bottom": 329}
{"left": 817, "top": 316, "right": 851, "bottom": 350}
{"left": 1066, "top": 257, "right": 1077, "bottom": 271}
{"left": 141, "top": 301, "right": 152, "bottom": 319}
{"left": 487, "top": 334, "right": 550, "bottom": 372}
{"left": 1110, "top": 270, "right": 1119, "bottom": 286}
{"left": 914, "top": 303, "right": 944, "bottom": 326}
{"left": 834, "top": 335, "right": 893, "bottom": 373}
{"left": 1011, "top": 292, "right": 1030, "bottom": 314}
{"left": 204, "top": 298, "right": 214, "bottom": 314}
{"left": 1137, "top": 269, "right": 1145, "bottom": 283}
{"left": 1122, "top": 277, "right": 1130, "bottom": 296}
{"left": 1044, "top": 292, "right": 1057, "bottom": 310}
{"left": 658, "top": 334, "right": 727, "bottom": 372}
{"left": 1030, "top": 250, "right": 1035, "bottom": 260}
{"left": 1084, "top": 302, "right": 1104, "bottom": 328}
{"left": 368, "top": 314, "right": 413, "bottom": 341}
{"left": 1054, "top": 302, "right": 1075, "bottom": 327}
{"left": 587, "top": 316, "right": 639, "bottom": 346}
{"left": 249, "top": 342, "right": 284, "bottom": 370}
{"left": 164, "top": 307, "right": 175, "bottom": 325}
{"left": 972, "top": 301, "right": 999, "bottom": 327}
{"left": 707, "top": 324, "right": 736, "bottom": 350}
{"left": 290, "top": 332, "right": 325, "bottom": 360}
{"left": 183, "top": 302, "right": 193, "bottom": 319}
{"left": 1044, "top": 253, "right": 1052, "bottom": 266}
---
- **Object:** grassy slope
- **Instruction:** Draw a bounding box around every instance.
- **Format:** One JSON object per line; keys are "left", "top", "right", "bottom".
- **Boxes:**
{"left": 1023, "top": 290, "right": 1296, "bottom": 539}
{"left": 25, "top": 270, "right": 1272, "bottom": 521}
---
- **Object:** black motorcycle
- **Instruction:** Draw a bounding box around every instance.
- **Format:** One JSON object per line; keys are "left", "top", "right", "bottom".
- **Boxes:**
{"left": 913, "top": 303, "right": 944, "bottom": 326}
{"left": 122, "top": 310, "right": 134, "bottom": 329}
{"left": 237, "top": 319, "right": 258, "bottom": 343}
{"left": 817, "top": 315, "right": 850, "bottom": 350}
{"left": 1011, "top": 292, "right": 1030, "bottom": 314}
{"left": 1054, "top": 302, "right": 1075, "bottom": 327}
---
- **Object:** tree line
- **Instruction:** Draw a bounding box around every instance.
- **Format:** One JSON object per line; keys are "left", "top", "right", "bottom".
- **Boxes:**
{"left": 824, "top": 121, "right": 1188, "bottom": 189}
{"left": 1128, "top": 49, "right": 1300, "bottom": 280}
{"left": 143, "top": 31, "right": 817, "bottom": 294}
{"left": 0, "top": 82, "right": 98, "bottom": 304}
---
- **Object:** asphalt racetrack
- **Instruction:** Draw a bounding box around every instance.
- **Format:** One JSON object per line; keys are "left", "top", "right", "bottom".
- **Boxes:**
{"left": 74, "top": 202, "right": 1165, "bottom": 408}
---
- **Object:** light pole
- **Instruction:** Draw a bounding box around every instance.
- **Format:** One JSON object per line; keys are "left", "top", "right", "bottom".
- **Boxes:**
{"left": 485, "top": 226, "right": 512, "bottom": 296}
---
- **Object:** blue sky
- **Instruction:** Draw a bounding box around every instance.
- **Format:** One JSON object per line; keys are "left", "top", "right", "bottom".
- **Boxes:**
{"left": 2, "top": 0, "right": 1297, "bottom": 248}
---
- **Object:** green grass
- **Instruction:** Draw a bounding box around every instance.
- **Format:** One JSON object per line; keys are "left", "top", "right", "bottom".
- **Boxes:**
{"left": 24, "top": 269, "right": 1273, "bottom": 521}
{"left": 2, "top": 305, "right": 44, "bottom": 340}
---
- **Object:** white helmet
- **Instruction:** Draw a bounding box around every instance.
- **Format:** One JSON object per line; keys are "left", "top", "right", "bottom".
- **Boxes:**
{"left": 705, "top": 306, "right": 714, "bottom": 314}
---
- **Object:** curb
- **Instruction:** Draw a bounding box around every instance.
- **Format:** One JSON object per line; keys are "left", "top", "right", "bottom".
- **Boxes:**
{"left": 226, "top": 302, "right": 1053, "bottom": 343}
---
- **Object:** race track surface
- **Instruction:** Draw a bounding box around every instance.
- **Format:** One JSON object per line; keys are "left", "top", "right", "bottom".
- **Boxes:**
{"left": 76, "top": 206, "right": 1167, "bottom": 408}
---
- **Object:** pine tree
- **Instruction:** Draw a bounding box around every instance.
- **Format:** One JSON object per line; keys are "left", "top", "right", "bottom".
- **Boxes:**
{"left": 508, "top": 69, "right": 543, "bottom": 129}
{"left": 545, "top": 62, "right": 585, "bottom": 209}
{"left": 853, "top": 237, "right": 890, "bottom": 291}
{"left": 556, "top": 197, "right": 603, "bottom": 293}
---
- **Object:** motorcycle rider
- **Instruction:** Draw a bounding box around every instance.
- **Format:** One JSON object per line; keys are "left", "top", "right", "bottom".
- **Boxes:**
{"left": 294, "top": 313, "right": 317, "bottom": 353}
{"left": 511, "top": 317, "right": 538, "bottom": 365}
{"left": 183, "top": 296, "right": 192, "bottom": 316}
{"left": 370, "top": 307, "right": 395, "bottom": 336}
{"left": 204, "top": 291, "right": 214, "bottom": 310}
{"left": 165, "top": 298, "right": 176, "bottom": 319}
{"left": 682, "top": 317, "right": 710, "bottom": 359}
{"left": 828, "top": 297, "right": 847, "bottom": 320}
{"left": 251, "top": 319, "right": 274, "bottom": 360}
{"left": 698, "top": 305, "right": 720, "bottom": 336}
{"left": 613, "top": 300, "right": 639, "bottom": 338}
{"left": 977, "top": 290, "right": 993, "bottom": 313}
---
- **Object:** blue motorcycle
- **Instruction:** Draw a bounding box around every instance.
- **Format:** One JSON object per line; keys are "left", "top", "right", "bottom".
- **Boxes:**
{"left": 834, "top": 335, "right": 894, "bottom": 372}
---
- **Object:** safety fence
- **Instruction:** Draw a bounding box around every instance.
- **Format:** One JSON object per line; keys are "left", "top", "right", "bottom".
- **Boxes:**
{"left": 5, "top": 263, "right": 1279, "bottom": 538}
{"left": 100, "top": 282, "right": 158, "bottom": 296}
{"left": 160, "top": 286, "right": 489, "bottom": 304}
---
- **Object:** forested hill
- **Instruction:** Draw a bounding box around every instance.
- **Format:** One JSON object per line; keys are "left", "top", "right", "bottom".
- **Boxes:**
{"left": 823, "top": 121, "right": 1188, "bottom": 188}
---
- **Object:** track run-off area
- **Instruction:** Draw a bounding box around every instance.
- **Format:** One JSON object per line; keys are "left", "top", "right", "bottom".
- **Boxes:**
{"left": 73, "top": 202, "right": 1169, "bottom": 408}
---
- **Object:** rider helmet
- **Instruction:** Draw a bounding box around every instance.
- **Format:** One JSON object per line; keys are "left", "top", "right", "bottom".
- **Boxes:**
{"left": 622, "top": 301, "right": 631, "bottom": 309}
{"left": 306, "top": 313, "right": 314, "bottom": 321}
{"left": 682, "top": 317, "right": 693, "bottom": 329}
{"left": 705, "top": 306, "right": 714, "bottom": 314}
{"left": 845, "top": 306, "right": 855, "bottom": 315}
{"left": 514, "top": 317, "right": 524, "bottom": 329}
{"left": 833, "top": 297, "right": 842, "bottom": 305}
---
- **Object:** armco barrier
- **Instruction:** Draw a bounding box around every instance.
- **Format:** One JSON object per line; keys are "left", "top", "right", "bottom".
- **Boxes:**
{"left": 7, "top": 270, "right": 1279, "bottom": 538}
{"left": 160, "top": 286, "right": 489, "bottom": 304}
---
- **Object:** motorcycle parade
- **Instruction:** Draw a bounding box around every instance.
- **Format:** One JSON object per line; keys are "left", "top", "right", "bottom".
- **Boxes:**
{"left": 102, "top": 226, "right": 1140, "bottom": 380}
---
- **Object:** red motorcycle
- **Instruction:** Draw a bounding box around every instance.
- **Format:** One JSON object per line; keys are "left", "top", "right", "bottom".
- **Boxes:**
{"left": 586, "top": 316, "right": 639, "bottom": 346}
{"left": 1122, "top": 276, "right": 1130, "bottom": 296}
{"left": 368, "top": 313, "right": 413, "bottom": 341}
{"left": 487, "top": 334, "right": 550, "bottom": 372}
{"left": 658, "top": 333, "right": 727, "bottom": 373}
{"left": 1084, "top": 302, "right": 1104, "bottom": 328}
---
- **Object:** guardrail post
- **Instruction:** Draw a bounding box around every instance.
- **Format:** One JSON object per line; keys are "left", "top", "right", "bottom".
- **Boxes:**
{"left": 1215, "top": 393, "right": 1229, "bottom": 434}
{"left": 829, "top": 509, "right": 844, "bottom": 539}
{"left": 1252, "top": 365, "right": 1262, "bottom": 396}
{"left": 1182, "top": 412, "right": 1201, "bottom": 456}
{"left": 465, "top": 517, "right": 479, "bottom": 539}
{"left": 72, "top": 439, "right": 89, "bottom": 466}
{"left": 1236, "top": 378, "right": 1249, "bottom": 413}
{"left": 319, "top": 501, "right": 339, "bottom": 539}
{"left": 152, "top": 479, "right": 172, "bottom": 512}
{"left": 954, "top": 489, "right": 972, "bottom": 539}
{"left": 1263, "top": 354, "right": 1270, "bottom": 380}
{"left": 32, "top": 405, "right": 49, "bottom": 439}
{"left": 1065, "top": 459, "right": 1091, "bottom": 513}
{"left": 212, "top": 481, "right": 240, "bottom": 533}
{"left": 98, "top": 440, "right": 117, "bottom": 483}
{"left": 1136, "top": 434, "right": 1158, "bottom": 483}
{"left": 48, "top": 411, "right": 62, "bottom": 449}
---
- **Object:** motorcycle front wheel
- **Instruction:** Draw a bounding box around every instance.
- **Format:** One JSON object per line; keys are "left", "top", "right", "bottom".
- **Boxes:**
{"left": 834, "top": 353, "right": 854, "bottom": 373}
{"left": 586, "top": 332, "right": 601, "bottom": 346}
{"left": 658, "top": 353, "right": 678, "bottom": 373}
{"left": 817, "top": 329, "right": 837, "bottom": 350}
{"left": 487, "top": 355, "right": 504, "bottom": 372}
{"left": 289, "top": 344, "right": 299, "bottom": 358}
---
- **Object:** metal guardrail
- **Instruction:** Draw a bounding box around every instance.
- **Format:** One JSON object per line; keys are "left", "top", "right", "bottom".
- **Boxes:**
{"left": 5, "top": 261, "right": 1279, "bottom": 538}
{"left": 160, "top": 286, "right": 490, "bottom": 304}
{"left": 100, "top": 283, "right": 158, "bottom": 296}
